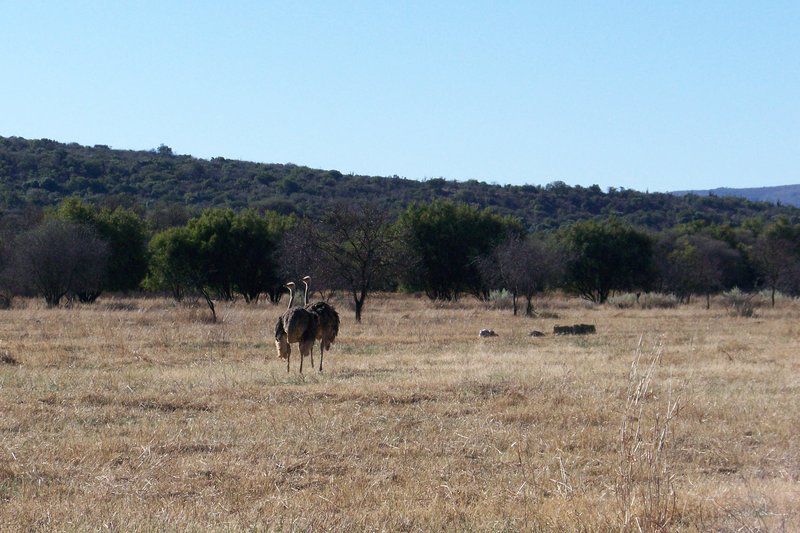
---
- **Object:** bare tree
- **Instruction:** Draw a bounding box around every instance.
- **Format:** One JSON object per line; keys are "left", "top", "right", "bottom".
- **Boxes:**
{"left": 302, "top": 276, "right": 340, "bottom": 372}
{"left": 7, "top": 220, "right": 109, "bottom": 307}
{"left": 282, "top": 203, "right": 398, "bottom": 322}
{"left": 752, "top": 233, "right": 800, "bottom": 307}
{"left": 665, "top": 235, "right": 742, "bottom": 309}
{"left": 279, "top": 228, "right": 343, "bottom": 302}
{"left": 479, "top": 235, "right": 562, "bottom": 316}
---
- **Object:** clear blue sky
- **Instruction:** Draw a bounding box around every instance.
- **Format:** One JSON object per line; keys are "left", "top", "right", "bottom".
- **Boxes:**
{"left": 1, "top": 1, "right": 798, "bottom": 191}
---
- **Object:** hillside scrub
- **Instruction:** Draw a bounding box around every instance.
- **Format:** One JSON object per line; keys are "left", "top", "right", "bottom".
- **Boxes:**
{"left": 2, "top": 135, "right": 799, "bottom": 231}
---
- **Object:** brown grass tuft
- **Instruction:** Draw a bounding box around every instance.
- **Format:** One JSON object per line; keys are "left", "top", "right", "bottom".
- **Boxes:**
{"left": 616, "top": 336, "right": 679, "bottom": 530}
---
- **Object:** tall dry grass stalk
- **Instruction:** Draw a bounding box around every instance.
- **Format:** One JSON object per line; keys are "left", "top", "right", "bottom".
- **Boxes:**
{"left": 617, "top": 336, "right": 679, "bottom": 531}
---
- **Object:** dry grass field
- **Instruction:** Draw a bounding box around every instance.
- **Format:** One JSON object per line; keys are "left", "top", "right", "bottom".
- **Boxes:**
{"left": 0, "top": 293, "right": 798, "bottom": 531}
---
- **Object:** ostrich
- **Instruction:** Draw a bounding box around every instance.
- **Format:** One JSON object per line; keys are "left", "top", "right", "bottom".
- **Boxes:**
{"left": 301, "top": 276, "right": 340, "bottom": 372}
{"left": 274, "top": 282, "right": 318, "bottom": 373}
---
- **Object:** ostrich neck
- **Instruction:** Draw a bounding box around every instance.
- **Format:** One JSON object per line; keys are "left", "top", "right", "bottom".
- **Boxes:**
{"left": 303, "top": 282, "right": 309, "bottom": 306}
{"left": 287, "top": 288, "right": 294, "bottom": 310}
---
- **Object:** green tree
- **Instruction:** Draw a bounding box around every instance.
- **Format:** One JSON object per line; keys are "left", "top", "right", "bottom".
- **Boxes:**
{"left": 54, "top": 198, "right": 149, "bottom": 297}
{"left": 185, "top": 209, "right": 239, "bottom": 300}
{"left": 146, "top": 225, "right": 217, "bottom": 319}
{"left": 564, "top": 218, "right": 655, "bottom": 303}
{"left": 146, "top": 208, "right": 293, "bottom": 320}
{"left": 399, "top": 201, "right": 523, "bottom": 300}
{"left": 230, "top": 209, "right": 293, "bottom": 303}
{"left": 663, "top": 222, "right": 755, "bottom": 293}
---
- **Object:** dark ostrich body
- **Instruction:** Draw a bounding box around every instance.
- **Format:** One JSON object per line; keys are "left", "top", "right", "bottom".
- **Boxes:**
{"left": 302, "top": 276, "right": 340, "bottom": 372}
{"left": 304, "top": 300, "right": 339, "bottom": 371}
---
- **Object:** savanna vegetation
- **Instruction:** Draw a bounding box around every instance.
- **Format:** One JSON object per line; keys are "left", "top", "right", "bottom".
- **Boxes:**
{"left": 2, "top": 195, "right": 799, "bottom": 324}
{"left": 0, "top": 293, "right": 797, "bottom": 530}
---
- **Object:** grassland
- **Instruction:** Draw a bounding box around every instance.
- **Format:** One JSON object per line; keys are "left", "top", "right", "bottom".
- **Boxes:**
{"left": 0, "top": 294, "right": 798, "bottom": 531}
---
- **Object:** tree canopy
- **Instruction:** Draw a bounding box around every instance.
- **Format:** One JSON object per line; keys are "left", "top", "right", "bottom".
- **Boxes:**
{"left": 399, "top": 201, "right": 523, "bottom": 300}
{"left": 146, "top": 209, "right": 293, "bottom": 320}
{"left": 563, "top": 219, "right": 655, "bottom": 303}
{"left": 7, "top": 219, "right": 109, "bottom": 306}
{"left": 52, "top": 198, "right": 149, "bottom": 294}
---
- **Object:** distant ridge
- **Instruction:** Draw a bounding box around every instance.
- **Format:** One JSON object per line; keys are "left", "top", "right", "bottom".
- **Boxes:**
{"left": 672, "top": 184, "right": 800, "bottom": 207}
{"left": 1, "top": 135, "right": 799, "bottom": 230}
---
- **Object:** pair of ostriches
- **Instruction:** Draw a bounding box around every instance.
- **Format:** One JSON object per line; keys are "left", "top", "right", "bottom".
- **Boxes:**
{"left": 275, "top": 276, "right": 340, "bottom": 373}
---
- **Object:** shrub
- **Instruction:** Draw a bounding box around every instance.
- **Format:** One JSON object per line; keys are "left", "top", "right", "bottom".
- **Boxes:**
{"left": 758, "top": 289, "right": 790, "bottom": 304}
{"left": 609, "top": 293, "right": 637, "bottom": 309}
{"left": 721, "top": 288, "right": 758, "bottom": 318}
{"left": 486, "top": 289, "right": 513, "bottom": 310}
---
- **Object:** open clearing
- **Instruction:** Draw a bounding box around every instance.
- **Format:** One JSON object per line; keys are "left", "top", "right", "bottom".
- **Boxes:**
{"left": 0, "top": 294, "right": 798, "bottom": 530}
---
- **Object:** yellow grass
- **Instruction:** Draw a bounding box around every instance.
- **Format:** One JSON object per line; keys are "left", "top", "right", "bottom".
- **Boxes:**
{"left": 0, "top": 294, "right": 798, "bottom": 531}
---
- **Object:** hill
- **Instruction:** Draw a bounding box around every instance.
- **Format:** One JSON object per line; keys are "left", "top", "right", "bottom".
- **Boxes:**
{"left": 672, "top": 184, "right": 800, "bottom": 207}
{"left": 1, "top": 135, "right": 798, "bottom": 230}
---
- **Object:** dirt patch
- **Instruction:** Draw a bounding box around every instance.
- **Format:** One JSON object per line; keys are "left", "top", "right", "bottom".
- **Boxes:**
{"left": 39, "top": 393, "right": 214, "bottom": 413}
{"left": 313, "top": 390, "right": 437, "bottom": 405}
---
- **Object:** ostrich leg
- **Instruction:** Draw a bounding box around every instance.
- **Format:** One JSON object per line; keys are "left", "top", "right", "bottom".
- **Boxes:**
{"left": 319, "top": 343, "right": 324, "bottom": 372}
{"left": 299, "top": 339, "right": 315, "bottom": 374}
